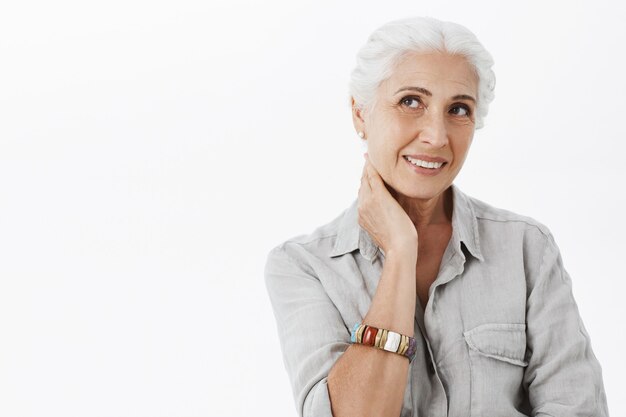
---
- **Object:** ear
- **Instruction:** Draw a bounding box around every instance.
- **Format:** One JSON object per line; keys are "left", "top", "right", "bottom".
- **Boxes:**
{"left": 351, "top": 97, "right": 366, "bottom": 138}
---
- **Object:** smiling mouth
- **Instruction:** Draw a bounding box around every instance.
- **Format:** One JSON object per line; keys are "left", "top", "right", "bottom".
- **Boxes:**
{"left": 402, "top": 155, "right": 448, "bottom": 169}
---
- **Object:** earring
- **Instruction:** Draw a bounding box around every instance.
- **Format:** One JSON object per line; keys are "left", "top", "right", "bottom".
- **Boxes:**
{"left": 358, "top": 131, "right": 365, "bottom": 138}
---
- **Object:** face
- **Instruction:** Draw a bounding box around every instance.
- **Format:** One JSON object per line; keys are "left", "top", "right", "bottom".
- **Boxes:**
{"left": 353, "top": 51, "right": 478, "bottom": 201}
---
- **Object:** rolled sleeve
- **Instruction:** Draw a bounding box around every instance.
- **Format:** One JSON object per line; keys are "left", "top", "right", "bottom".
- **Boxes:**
{"left": 264, "top": 244, "right": 349, "bottom": 417}
{"left": 523, "top": 232, "right": 609, "bottom": 416}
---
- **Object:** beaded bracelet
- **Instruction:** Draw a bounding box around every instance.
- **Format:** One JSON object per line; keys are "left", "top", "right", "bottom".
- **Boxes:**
{"left": 350, "top": 323, "right": 416, "bottom": 362}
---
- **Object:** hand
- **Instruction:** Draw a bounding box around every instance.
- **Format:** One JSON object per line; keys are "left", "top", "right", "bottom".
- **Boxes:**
{"left": 358, "top": 154, "right": 418, "bottom": 256}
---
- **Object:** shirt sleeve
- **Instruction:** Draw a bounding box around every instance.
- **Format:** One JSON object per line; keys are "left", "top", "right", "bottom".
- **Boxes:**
{"left": 264, "top": 243, "right": 350, "bottom": 417}
{"left": 523, "top": 231, "right": 609, "bottom": 416}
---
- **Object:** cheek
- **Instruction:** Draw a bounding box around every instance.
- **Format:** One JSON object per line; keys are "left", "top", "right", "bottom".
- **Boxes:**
{"left": 392, "top": 114, "right": 420, "bottom": 133}
{"left": 449, "top": 126, "right": 474, "bottom": 148}
{"left": 377, "top": 119, "right": 417, "bottom": 153}
{"left": 367, "top": 144, "right": 396, "bottom": 178}
{"left": 366, "top": 111, "right": 401, "bottom": 163}
{"left": 450, "top": 140, "right": 473, "bottom": 166}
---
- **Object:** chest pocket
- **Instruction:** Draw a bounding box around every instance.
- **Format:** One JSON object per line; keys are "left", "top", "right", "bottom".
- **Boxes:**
{"left": 463, "top": 323, "right": 530, "bottom": 417}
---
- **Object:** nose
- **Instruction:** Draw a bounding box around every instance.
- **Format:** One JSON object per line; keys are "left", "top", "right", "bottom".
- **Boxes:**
{"left": 417, "top": 110, "right": 448, "bottom": 148}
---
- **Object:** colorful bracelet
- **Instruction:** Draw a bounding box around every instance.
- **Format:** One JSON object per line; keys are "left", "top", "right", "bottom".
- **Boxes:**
{"left": 350, "top": 323, "right": 416, "bottom": 362}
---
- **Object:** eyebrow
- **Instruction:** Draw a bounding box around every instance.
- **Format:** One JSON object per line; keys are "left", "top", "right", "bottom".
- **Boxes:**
{"left": 394, "top": 86, "right": 476, "bottom": 103}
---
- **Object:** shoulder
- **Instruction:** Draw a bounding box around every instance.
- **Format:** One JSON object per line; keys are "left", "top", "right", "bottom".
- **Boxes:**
{"left": 465, "top": 192, "right": 553, "bottom": 240}
{"left": 264, "top": 202, "right": 351, "bottom": 269}
{"left": 454, "top": 187, "right": 561, "bottom": 264}
{"left": 458, "top": 189, "right": 569, "bottom": 292}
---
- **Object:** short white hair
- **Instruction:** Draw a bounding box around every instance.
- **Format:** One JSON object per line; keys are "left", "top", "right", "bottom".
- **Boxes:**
{"left": 349, "top": 16, "right": 496, "bottom": 129}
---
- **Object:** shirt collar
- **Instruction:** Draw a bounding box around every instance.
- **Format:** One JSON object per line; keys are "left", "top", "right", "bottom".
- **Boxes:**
{"left": 328, "top": 183, "right": 484, "bottom": 262}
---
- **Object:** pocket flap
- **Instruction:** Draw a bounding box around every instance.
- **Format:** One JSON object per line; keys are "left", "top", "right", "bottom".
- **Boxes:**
{"left": 463, "top": 323, "right": 528, "bottom": 367}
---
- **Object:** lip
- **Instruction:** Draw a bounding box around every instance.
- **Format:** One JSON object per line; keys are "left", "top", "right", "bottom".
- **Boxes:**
{"left": 403, "top": 156, "right": 447, "bottom": 176}
{"left": 403, "top": 154, "right": 448, "bottom": 163}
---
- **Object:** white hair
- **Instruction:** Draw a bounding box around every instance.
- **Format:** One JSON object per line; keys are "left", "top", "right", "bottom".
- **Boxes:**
{"left": 349, "top": 16, "right": 496, "bottom": 129}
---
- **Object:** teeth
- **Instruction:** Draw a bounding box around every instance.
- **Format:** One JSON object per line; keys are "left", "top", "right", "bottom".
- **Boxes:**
{"left": 405, "top": 156, "right": 444, "bottom": 169}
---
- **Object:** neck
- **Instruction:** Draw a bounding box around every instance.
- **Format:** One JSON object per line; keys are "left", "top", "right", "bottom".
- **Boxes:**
{"left": 391, "top": 186, "right": 453, "bottom": 231}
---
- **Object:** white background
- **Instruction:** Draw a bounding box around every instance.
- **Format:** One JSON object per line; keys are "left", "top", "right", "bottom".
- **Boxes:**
{"left": 0, "top": 0, "right": 624, "bottom": 416}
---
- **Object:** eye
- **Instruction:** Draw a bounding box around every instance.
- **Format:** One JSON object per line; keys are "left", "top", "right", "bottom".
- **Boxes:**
{"left": 449, "top": 104, "right": 472, "bottom": 117}
{"left": 399, "top": 96, "right": 422, "bottom": 110}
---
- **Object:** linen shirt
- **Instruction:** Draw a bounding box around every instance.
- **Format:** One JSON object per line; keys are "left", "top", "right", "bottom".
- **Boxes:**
{"left": 264, "top": 183, "right": 609, "bottom": 417}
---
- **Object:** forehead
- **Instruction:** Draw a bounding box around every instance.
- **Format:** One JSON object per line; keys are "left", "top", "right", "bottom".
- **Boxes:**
{"left": 381, "top": 51, "right": 478, "bottom": 96}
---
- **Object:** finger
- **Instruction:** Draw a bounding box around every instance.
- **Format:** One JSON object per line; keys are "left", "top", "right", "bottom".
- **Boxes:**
{"left": 361, "top": 160, "right": 372, "bottom": 191}
{"left": 363, "top": 153, "right": 374, "bottom": 179}
{"left": 357, "top": 180, "right": 371, "bottom": 223}
{"left": 367, "top": 166, "right": 385, "bottom": 189}
{"left": 358, "top": 186, "right": 369, "bottom": 209}
{"left": 364, "top": 160, "right": 388, "bottom": 193}
{"left": 363, "top": 158, "right": 379, "bottom": 184}
{"left": 361, "top": 174, "right": 372, "bottom": 192}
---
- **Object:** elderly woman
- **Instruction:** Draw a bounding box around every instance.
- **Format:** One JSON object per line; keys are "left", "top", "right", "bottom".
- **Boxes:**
{"left": 264, "top": 16, "right": 608, "bottom": 417}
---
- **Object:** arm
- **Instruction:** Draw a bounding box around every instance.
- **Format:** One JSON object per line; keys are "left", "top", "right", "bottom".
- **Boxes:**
{"left": 265, "top": 155, "right": 419, "bottom": 417}
{"left": 327, "top": 153, "right": 419, "bottom": 416}
{"left": 523, "top": 231, "right": 609, "bottom": 416}
{"left": 264, "top": 244, "right": 346, "bottom": 417}
{"left": 327, "top": 247, "right": 416, "bottom": 417}
{"left": 264, "top": 243, "right": 417, "bottom": 417}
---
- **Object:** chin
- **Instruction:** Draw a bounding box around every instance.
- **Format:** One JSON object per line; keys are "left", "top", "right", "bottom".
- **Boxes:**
{"left": 391, "top": 182, "right": 447, "bottom": 201}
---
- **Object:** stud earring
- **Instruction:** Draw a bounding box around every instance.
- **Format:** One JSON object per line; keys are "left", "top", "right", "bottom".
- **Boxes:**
{"left": 358, "top": 131, "right": 365, "bottom": 138}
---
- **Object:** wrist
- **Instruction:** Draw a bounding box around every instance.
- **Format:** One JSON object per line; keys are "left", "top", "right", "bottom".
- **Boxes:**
{"left": 384, "top": 243, "right": 417, "bottom": 261}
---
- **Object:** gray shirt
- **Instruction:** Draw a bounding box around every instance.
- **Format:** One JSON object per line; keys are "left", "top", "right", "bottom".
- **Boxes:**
{"left": 264, "top": 183, "right": 609, "bottom": 417}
